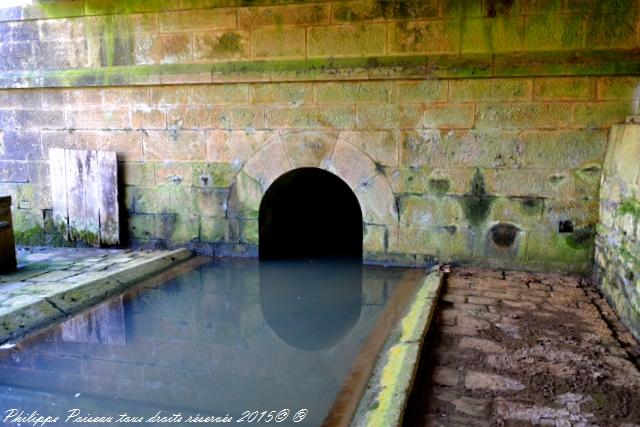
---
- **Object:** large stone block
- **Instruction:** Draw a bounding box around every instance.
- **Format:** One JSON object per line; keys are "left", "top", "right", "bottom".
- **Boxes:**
{"left": 449, "top": 78, "right": 532, "bottom": 102}
{"left": 523, "top": 129, "right": 607, "bottom": 168}
{"left": 192, "top": 162, "right": 235, "bottom": 188}
{"left": 239, "top": 4, "right": 330, "bottom": 28}
{"left": 200, "top": 216, "right": 227, "bottom": 242}
{"left": 354, "top": 173, "right": 397, "bottom": 224}
{"left": 333, "top": 0, "right": 437, "bottom": 22}
{"left": 167, "top": 106, "right": 226, "bottom": 129}
{"left": 423, "top": 104, "right": 475, "bottom": 129}
{"left": 1, "top": 130, "right": 41, "bottom": 160}
{"left": 393, "top": 225, "right": 473, "bottom": 258}
{"left": 193, "top": 31, "right": 249, "bottom": 63}
{"left": 584, "top": 12, "right": 637, "bottom": 49}
{"left": 308, "top": 24, "right": 386, "bottom": 57}
{"left": 524, "top": 14, "right": 583, "bottom": 51}
{"left": 243, "top": 139, "right": 291, "bottom": 191}
{"left": 266, "top": 106, "right": 354, "bottom": 129}
{"left": 396, "top": 80, "right": 447, "bottom": 103}
{"left": 250, "top": 83, "right": 313, "bottom": 105}
{"left": 526, "top": 229, "right": 593, "bottom": 269}
{"left": 399, "top": 195, "right": 466, "bottom": 227}
{"left": 489, "top": 197, "right": 544, "bottom": 229}
{"left": 41, "top": 130, "right": 99, "bottom": 152}
{"left": 461, "top": 17, "right": 524, "bottom": 53}
{"left": 573, "top": 102, "right": 630, "bottom": 129}
{"left": 14, "top": 110, "right": 65, "bottom": 130}
{"left": 596, "top": 77, "right": 640, "bottom": 100}
{"left": 0, "top": 160, "right": 28, "bottom": 183}
{"left": 363, "top": 224, "right": 387, "bottom": 254}
{"left": 280, "top": 130, "right": 337, "bottom": 169}
{"left": 356, "top": 105, "right": 421, "bottom": 129}
{"left": 155, "top": 162, "right": 192, "bottom": 187}
{"left": 160, "top": 34, "right": 193, "bottom": 64}
{"left": 327, "top": 140, "right": 377, "bottom": 189}
{"left": 142, "top": 130, "right": 206, "bottom": 161}
{"left": 251, "top": 27, "right": 306, "bottom": 59}
{"left": 339, "top": 130, "right": 398, "bottom": 166}
{"left": 315, "top": 81, "right": 392, "bottom": 103}
{"left": 120, "top": 162, "right": 155, "bottom": 186}
{"left": 389, "top": 20, "right": 460, "bottom": 54}
{"left": 131, "top": 108, "right": 166, "bottom": 130}
{"left": 150, "top": 86, "right": 189, "bottom": 106}
{"left": 159, "top": 9, "right": 237, "bottom": 33}
{"left": 98, "top": 130, "right": 144, "bottom": 161}
{"left": 102, "top": 87, "right": 149, "bottom": 106}
{"left": 483, "top": 168, "right": 573, "bottom": 198}
{"left": 65, "top": 108, "right": 129, "bottom": 130}
{"left": 190, "top": 84, "right": 249, "bottom": 105}
{"left": 0, "top": 89, "right": 40, "bottom": 109}
{"left": 192, "top": 187, "right": 228, "bottom": 217}
{"left": 475, "top": 103, "right": 572, "bottom": 129}
{"left": 206, "top": 130, "right": 274, "bottom": 166}
{"left": 533, "top": 77, "right": 595, "bottom": 100}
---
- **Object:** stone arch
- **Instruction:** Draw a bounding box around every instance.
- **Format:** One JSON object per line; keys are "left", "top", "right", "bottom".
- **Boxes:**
{"left": 226, "top": 131, "right": 398, "bottom": 252}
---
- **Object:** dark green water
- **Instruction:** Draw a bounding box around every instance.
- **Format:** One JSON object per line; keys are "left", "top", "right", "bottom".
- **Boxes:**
{"left": 0, "top": 259, "right": 412, "bottom": 426}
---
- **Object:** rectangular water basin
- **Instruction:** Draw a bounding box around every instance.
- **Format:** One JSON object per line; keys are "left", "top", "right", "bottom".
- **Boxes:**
{"left": 0, "top": 257, "right": 424, "bottom": 426}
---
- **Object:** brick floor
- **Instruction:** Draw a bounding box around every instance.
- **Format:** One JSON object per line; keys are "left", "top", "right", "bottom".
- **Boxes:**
{"left": 404, "top": 268, "right": 640, "bottom": 427}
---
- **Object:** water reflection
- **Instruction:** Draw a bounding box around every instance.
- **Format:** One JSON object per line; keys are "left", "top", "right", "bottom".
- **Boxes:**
{"left": 62, "top": 296, "right": 125, "bottom": 347}
{"left": 0, "top": 259, "right": 407, "bottom": 426}
{"left": 260, "top": 260, "right": 362, "bottom": 351}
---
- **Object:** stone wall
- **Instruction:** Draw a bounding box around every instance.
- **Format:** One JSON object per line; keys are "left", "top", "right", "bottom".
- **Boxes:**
{"left": 596, "top": 122, "right": 640, "bottom": 340}
{"left": 0, "top": 0, "right": 639, "bottom": 270}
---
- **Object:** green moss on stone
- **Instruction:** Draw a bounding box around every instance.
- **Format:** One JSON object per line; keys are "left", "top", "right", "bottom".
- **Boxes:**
{"left": 460, "top": 169, "right": 494, "bottom": 226}
{"left": 14, "top": 226, "right": 46, "bottom": 246}
{"left": 618, "top": 198, "right": 640, "bottom": 219}
{"left": 565, "top": 225, "right": 596, "bottom": 250}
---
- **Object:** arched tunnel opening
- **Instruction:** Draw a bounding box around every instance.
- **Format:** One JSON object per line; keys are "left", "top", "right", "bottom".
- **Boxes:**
{"left": 259, "top": 167, "right": 363, "bottom": 350}
{"left": 259, "top": 167, "right": 363, "bottom": 262}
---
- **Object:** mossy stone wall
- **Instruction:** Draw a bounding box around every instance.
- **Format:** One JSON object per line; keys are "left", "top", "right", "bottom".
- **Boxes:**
{"left": 0, "top": 0, "right": 639, "bottom": 270}
{"left": 595, "top": 123, "right": 640, "bottom": 339}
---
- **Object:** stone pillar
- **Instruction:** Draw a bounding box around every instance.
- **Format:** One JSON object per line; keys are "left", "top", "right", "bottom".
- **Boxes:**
{"left": 595, "top": 121, "right": 640, "bottom": 340}
{"left": 0, "top": 196, "right": 17, "bottom": 274}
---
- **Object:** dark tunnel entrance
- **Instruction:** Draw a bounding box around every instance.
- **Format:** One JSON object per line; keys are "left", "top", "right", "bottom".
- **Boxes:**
{"left": 258, "top": 168, "right": 363, "bottom": 261}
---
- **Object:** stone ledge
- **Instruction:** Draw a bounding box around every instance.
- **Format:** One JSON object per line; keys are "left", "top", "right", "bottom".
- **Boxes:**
{"left": 0, "top": 50, "right": 638, "bottom": 89}
{"left": 350, "top": 268, "right": 444, "bottom": 427}
{"left": 0, "top": 248, "right": 192, "bottom": 344}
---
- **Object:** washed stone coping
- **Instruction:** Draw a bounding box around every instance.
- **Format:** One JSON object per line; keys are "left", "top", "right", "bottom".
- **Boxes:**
{"left": 350, "top": 268, "right": 444, "bottom": 427}
{"left": 0, "top": 248, "right": 192, "bottom": 345}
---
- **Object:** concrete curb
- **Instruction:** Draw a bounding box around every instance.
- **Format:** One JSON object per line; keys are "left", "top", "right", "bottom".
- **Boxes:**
{"left": 350, "top": 268, "right": 444, "bottom": 427}
{"left": 0, "top": 248, "right": 192, "bottom": 344}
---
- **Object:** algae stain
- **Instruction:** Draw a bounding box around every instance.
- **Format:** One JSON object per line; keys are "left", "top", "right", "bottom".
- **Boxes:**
{"left": 428, "top": 178, "right": 450, "bottom": 195}
{"left": 565, "top": 225, "right": 596, "bottom": 250}
{"left": 205, "top": 32, "right": 244, "bottom": 59}
{"left": 520, "top": 197, "right": 543, "bottom": 215}
{"left": 461, "top": 169, "right": 493, "bottom": 226}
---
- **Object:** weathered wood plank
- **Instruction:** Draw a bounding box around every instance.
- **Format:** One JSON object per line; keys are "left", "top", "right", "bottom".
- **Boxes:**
{"left": 49, "top": 148, "right": 68, "bottom": 238}
{"left": 85, "top": 150, "right": 100, "bottom": 247}
{"left": 0, "top": 196, "right": 16, "bottom": 273}
{"left": 65, "top": 149, "right": 86, "bottom": 242}
{"left": 97, "top": 150, "right": 119, "bottom": 246}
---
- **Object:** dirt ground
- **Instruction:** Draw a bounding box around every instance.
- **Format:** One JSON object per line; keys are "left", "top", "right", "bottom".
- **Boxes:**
{"left": 404, "top": 268, "right": 640, "bottom": 427}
